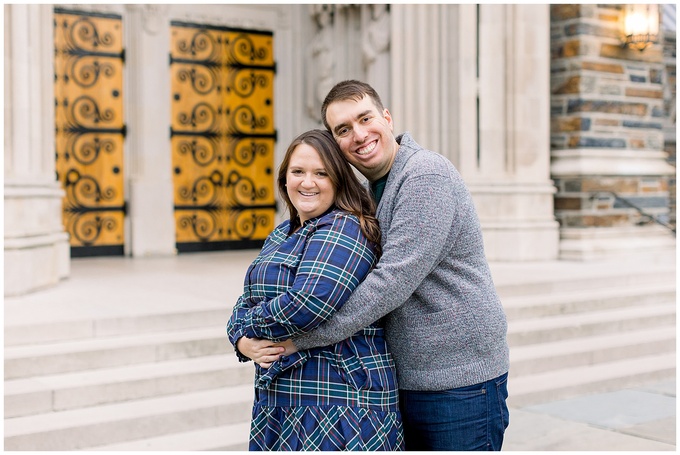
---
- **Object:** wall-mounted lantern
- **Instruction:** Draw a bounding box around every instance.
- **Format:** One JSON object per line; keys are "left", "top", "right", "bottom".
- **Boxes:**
{"left": 621, "top": 4, "right": 660, "bottom": 51}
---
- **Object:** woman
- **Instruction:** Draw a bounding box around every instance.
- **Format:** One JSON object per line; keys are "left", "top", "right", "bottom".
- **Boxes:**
{"left": 227, "top": 129, "right": 403, "bottom": 451}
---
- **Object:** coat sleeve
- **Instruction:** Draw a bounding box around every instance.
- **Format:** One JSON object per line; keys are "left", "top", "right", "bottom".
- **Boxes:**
{"left": 226, "top": 294, "right": 256, "bottom": 362}
{"left": 227, "top": 214, "right": 377, "bottom": 343}
{"left": 293, "top": 172, "right": 459, "bottom": 350}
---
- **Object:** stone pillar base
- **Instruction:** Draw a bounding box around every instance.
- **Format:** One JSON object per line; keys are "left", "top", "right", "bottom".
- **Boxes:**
{"left": 4, "top": 233, "right": 70, "bottom": 296}
{"left": 471, "top": 184, "right": 560, "bottom": 261}
{"left": 559, "top": 226, "right": 676, "bottom": 261}
{"left": 4, "top": 184, "right": 71, "bottom": 296}
{"left": 481, "top": 221, "right": 561, "bottom": 261}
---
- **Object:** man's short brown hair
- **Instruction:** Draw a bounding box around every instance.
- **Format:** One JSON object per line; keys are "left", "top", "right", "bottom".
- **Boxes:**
{"left": 321, "top": 80, "right": 385, "bottom": 131}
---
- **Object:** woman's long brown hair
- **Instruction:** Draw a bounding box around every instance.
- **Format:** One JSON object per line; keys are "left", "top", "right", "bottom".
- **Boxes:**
{"left": 277, "top": 129, "right": 382, "bottom": 256}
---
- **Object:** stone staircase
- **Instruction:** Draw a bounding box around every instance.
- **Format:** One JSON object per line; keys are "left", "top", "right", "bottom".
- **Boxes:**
{"left": 4, "top": 309, "right": 254, "bottom": 451}
{"left": 4, "top": 262, "right": 676, "bottom": 450}
{"left": 502, "top": 267, "right": 676, "bottom": 407}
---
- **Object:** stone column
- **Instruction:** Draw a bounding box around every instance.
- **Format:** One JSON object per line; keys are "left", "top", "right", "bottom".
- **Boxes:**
{"left": 125, "top": 5, "right": 177, "bottom": 256}
{"left": 306, "top": 5, "right": 336, "bottom": 122}
{"left": 551, "top": 4, "right": 675, "bottom": 260}
{"left": 4, "top": 4, "right": 70, "bottom": 296}
{"left": 361, "top": 5, "right": 391, "bottom": 104}
{"left": 391, "top": 4, "right": 559, "bottom": 261}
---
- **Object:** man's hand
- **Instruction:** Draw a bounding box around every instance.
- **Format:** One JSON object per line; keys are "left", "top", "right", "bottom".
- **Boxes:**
{"left": 237, "top": 337, "right": 285, "bottom": 368}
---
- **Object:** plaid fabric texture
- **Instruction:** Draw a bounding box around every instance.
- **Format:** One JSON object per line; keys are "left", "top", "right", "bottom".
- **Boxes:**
{"left": 250, "top": 404, "right": 404, "bottom": 451}
{"left": 227, "top": 210, "right": 404, "bottom": 451}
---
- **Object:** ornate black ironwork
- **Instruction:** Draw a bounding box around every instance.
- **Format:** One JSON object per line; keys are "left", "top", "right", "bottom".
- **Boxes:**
{"left": 176, "top": 66, "right": 219, "bottom": 95}
{"left": 230, "top": 209, "right": 273, "bottom": 239}
{"left": 228, "top": 139, "right": 270, "bottom": 167}
{"left": 229, "top": 104, "right": 269, "bottom": 131}
{"left": 70, "top": 134, "right": 116, "bottom": 165}
{"left": 176, "top": 210, "right": 221, "bottom": 241}
{"left": 170, "top": 22, "right": 277, "bottom": 252}
{"left": 54, "top": 9, "right": 126, "bottom": 256}
{"left": 177, "top": 102, "right": 219, "bottom": 129}
{"left": 177, "top": 138, "right": 219, "bottom": 167}
{"left": 55, "top": 10, "right": 125, "bottom": 89}
{"left": 61, "top": 168, "right": 124, "bottom": 247}
{"left": 169, "top": 28, "right": 221, "bottom": 95}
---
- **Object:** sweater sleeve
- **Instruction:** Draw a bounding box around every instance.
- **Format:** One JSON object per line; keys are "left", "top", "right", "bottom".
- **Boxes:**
{"left": 293, "top": 172, "right": 459, "bottom": 350}
{"left": 228, "top": 214, "right": 377, "bottom": 343}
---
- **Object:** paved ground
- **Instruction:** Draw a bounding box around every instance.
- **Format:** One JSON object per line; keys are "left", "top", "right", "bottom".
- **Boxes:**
{"left": 4, "top": 249, "right": 676, "bottom": 451}
{"left": 503, "top": 379, "right": 676, "bottom": 451}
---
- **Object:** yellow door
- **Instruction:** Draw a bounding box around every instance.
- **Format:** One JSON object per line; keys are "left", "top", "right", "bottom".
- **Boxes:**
{"left": 170, "top": 22, "right": 277, "bottom": 252}
{"left": 54, "top": 8, "right": 126, "bottom": 257}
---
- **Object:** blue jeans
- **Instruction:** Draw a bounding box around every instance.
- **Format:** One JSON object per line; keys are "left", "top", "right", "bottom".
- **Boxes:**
{"left": 399, "top": 372, "right": 509, "bottom": 451}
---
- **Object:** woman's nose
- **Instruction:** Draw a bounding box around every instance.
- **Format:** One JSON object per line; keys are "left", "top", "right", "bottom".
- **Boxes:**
{"left": 301, "top": 173, "right": 314, "bottom": 187}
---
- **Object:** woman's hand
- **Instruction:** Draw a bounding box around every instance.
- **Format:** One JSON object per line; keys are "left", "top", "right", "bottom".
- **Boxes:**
{"left": 237, "top": 337, "right": 286, "bottom": 368}
{"left": 275, "top": 339, "right": 298, "bottom": 357}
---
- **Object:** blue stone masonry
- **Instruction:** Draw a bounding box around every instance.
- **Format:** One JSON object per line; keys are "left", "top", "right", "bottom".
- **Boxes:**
{"left": 574, "top": 137, "right": 626, "bottom": 148}
{"left": 612, "top": 196, "right": 669, "bottom": 210}
{"left": 622, "top": 120, "right": 663, "bottom": 130}
{"left": 551, "top": 5, "right": 674, "bottom": 232}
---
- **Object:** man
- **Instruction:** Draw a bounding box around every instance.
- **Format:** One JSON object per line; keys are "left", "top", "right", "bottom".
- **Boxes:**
{"left": 238, "top": 80, "right": 510, "bottom": 451}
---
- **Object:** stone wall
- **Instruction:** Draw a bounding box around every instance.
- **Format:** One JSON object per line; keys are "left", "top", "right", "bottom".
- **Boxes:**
{"left": 662, "top": 30, "right": 676, "bottom": 228}
{"left": 550, "top": 4, "right": 675, "bottom": 258}
{"left": 551, "top": 5, "right": 665, "bottom": 153}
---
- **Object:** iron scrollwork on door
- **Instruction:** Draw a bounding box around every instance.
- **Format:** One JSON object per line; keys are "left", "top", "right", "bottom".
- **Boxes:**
{"left": 170, "top": 21, "right": 277, "bottom": 252}
{"left": 54, "top": 8, "right": 126, "bottom": 257}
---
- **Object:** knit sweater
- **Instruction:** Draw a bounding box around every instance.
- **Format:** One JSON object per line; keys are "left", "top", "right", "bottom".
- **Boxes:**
{"left": 293, "top": 132, "right": 509, "bottom": 391}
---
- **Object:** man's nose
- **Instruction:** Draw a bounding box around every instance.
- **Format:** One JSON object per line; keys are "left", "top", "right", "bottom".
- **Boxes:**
{"left": 353, "top": 123, "right": 368, "bottom": 142}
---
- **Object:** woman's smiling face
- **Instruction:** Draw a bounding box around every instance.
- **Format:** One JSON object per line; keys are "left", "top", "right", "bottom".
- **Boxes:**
{"left": 286, "top": 143, "right": 336, "bottom": 224}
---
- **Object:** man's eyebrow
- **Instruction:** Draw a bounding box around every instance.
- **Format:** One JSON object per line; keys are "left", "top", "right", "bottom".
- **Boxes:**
{"left": 333, "top": 121, "right": 349, "bottom": 135}
{"left": 356, "top": 109, "right": 373, "bottom": 119}
{"left": 332, "top": 110, "right": 374, "bottom": 134}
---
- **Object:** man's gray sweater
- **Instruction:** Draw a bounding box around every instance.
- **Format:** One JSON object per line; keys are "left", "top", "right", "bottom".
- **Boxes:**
{"left": 294, "top": 133, "right": 509, "bottom": 391}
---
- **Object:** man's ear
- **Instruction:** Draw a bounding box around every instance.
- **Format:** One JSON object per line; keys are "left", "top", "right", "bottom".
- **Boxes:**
{"left": 383, "top": 108, "right": 394, "bottom": 131}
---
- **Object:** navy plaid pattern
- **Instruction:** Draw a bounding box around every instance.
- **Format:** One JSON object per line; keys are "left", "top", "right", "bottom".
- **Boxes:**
{"left": 250, "top": 405, "right": 404, "bottom": 451}
{"left": 227, "top": 210, "right": 403, "bottom": 451}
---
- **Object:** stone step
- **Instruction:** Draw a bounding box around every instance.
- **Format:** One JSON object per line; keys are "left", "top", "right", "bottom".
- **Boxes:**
{"left": 4, "top": 327, "right": 232, "bottom": 380}
{"left": 4, "top": 258, "right": 674, "bottom": 450}
{"left": 502, "top": 283, "right": 676, "bottom": 320}
{"left": 4, "top": 354, "right": 254, "bottom": 418}
{"left": 495, "top": 268, "right": 675, "bottom": 299}
{"left": 507, "top": 302, "right": 675, "bottom": 346}
{"left": 508, "top": 352, "right": 676, "bottom": 408}
{"left": 510, "top": 326, "right": 676, "bottom": 376}
{"left": 89, "top": 422, "right": 250, "bottom": 451}
{"left": 4, "top": 307, "right": 229, "bottom": 346}
{"left": 4, "top": 385, "right": 254, "bottom": 451}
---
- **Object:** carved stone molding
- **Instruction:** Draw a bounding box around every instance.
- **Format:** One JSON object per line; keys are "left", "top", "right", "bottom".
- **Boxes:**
{"left": 142, "top": 4, "right": 168, "bottom": 35}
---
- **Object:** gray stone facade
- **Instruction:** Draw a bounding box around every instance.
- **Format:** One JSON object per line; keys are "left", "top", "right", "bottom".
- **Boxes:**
{"left": 550, "top": 4, "right": 675, "bottom": 259}
{"left": 4, "top": 4, "right": 676, "bottom": 295}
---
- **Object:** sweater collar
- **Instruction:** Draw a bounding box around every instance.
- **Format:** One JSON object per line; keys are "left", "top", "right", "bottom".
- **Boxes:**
{"left": 392, "top": 132, "right": 420, "bottom": 175}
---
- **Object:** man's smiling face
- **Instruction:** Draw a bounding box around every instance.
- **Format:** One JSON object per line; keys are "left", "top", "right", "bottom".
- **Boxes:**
{"left": 326, "top": 95, "right": 398, "bottom": 182}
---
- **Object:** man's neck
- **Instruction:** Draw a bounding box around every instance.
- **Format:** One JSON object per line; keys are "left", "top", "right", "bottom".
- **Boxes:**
{"left": 369, "top": 170, "right": 389, "bottom": 183}
{"left": 367, "top": 138, "right": 399, "bottom": 182}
